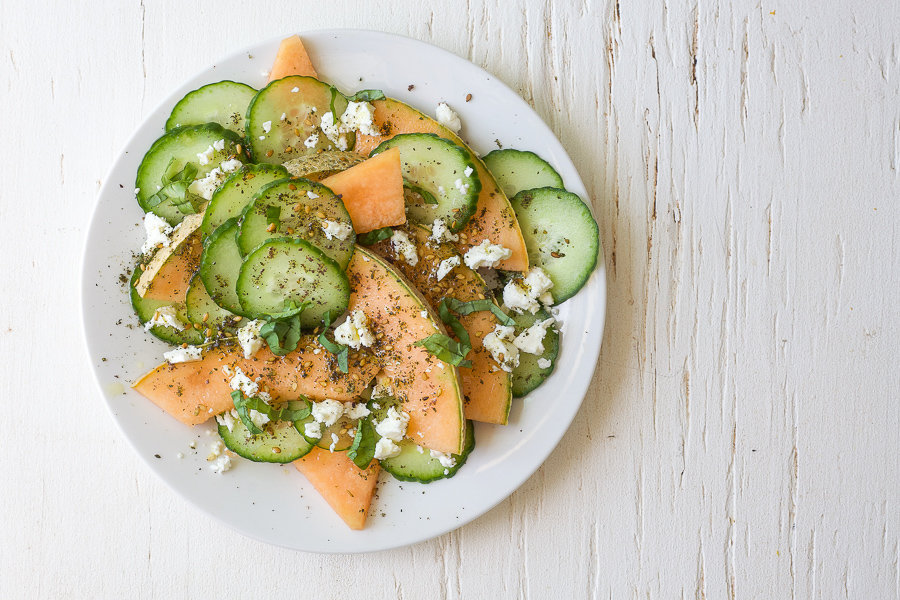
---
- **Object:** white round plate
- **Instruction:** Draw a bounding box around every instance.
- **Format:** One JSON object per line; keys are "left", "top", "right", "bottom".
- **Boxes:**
{"left": 81, "top": 29, "right": 606, "bottom": 553}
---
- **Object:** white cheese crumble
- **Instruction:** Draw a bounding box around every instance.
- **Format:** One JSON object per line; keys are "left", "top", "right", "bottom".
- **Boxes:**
{"left": 144, "top": 305, "right": 182, "bottom": 331}
{"left": 141, "top": 212, "right": 174, "bottom": 254}
{"left": 228, "top": 367, "right": 259, "bottom": 397}
{"left": 237, "top": 319, "right": 265, "bottom": 359}
{"left": 213, "top": 138, "right": 225, "bottom": 152}
{"left": 435, "top": 256, "right": 461, "bottom": 281}
{"left": 196, "top": 145, "right": 215, "bottom": 166}
{"left": 311, "top": 399, "right": 344, "bottom": 427}
{"left": 373, "top": 437, "right": 401, "bottom": 460}
{"left": 329, "top": 433, "right": 340, "bottom": 452}
{"left": 258, "top": 136, "right": 266, "bottom": 141}
{"left": 291, "top": 86, "right": 300, "bottom": 93}
{"left": 249, "top": 409, "right": 270, "bottom": 429}
{"left": 134, "top": 187, "right": 141, "bottom": 194}
{"left": 430, "top": 218, "right": 459, "bottom": 243}
{"left": 482, "top": 325, "right": 519, "bottom": 372}
{"left": 463, "top": 240, "right": 512, "bottom": 270}
{"left": 420, "top": 310, "right": 429, "bottom": 318}
{"left": 344, "top": 402, "right": 371, "bottom": 420}
{"left": 502, "top": 267, "right": 555, "bottom": 314}
{"left": 435, "top": 102, "right": 461, "bottom": 133}
{"left": 371, "top": 381, "right": 393, "bottom": 400}
{"left": 177, "top": 452, "right": 184, "bottom": 459}
{"left": 163, "top": 345, "right": 203, "bottom": 364}
{"left": 280, "top": 112, "right": 287, "bottom": 121}
{"left": 216, "top": 410, "right": 236, "bottom": 432}
{"left": 437, "top": 185, "right": 446, "bottom": 196}
{"left": 209, "top": 454, "right": 233, "bottom": 473}
{"left": 339, "top": 101, "right": 379, "bottom": 136}
{"left": 304, "top": 133, "right": 319, "bottom": 148}
{"left": 374, "top": 406, "right": 410, "bottom": 442}
{"left": 454, "top": 178, "right": 470, "bottom": 195}
{"left": 334, "top": 310, "right": 376, "bottom": 349}
{"left": 321, "top": 220, "right": 353, "bottom": 241}
{"left": 513, "top": 317, "right": 555, "bottom": 355}
{"left": 262, "top": 120, "right": 272, "bottom": 133}
{"left": 188, "top": 158, "right": 242, "bottom": 200}
{"left": 464, "top": 165, "right": 474, "bottom": 177}
{"left": 307, "top": 191, "right": 319, "bottom": 199}
{"left": 318, "top": 111, "right": 349, "bottom": 151}
{"left": 537, "top": 357, "right": 553, "bottom": 369}
{"left": 429, "top": 449, "right": 457, "bottom": 469}
{"left": 219, "top": 158, "right": 243, "bottom": 172}
{"left": 304, "top": 421, "right": 322, "bottom": 439}
{"left": 391, "top": 230, "right": 418, "bottom": 266}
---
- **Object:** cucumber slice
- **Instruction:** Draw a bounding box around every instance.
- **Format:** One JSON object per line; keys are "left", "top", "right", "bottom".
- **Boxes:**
{"left": 371, "top": 133, "right": 480, "bottom": 232}
{"left": 235, "top": 238, "right": 350, "bottom": 327}
{"left": 199, "top": 218, "right": 246, "bottom": 315}
{"left": 510, "top": 308, "right": 559, "bottom": 397}
{"left": 217, "top": 402, "right": 315, "bottom": 463}
{"left": 185, "top": 272, "right": 234, "bottom": 334}
{"left": 165, "top": 80, "right": 257, "bottom": 136}
{"left": 237, "top": 179, "right": 355, "bottom": 268}
{"left": 136, "top": 124, "right": 247, "bottom": 225}
{"left": 129, "top": 263, "right": 203, "bottom": 346}
{"left": 379, "top": 420, "right": 475, "bottom": 483}
{"left": 510, "top": 187, "right": 599, "bottom": 303}
{"left": 245, "top": 76, "right": 351, "bottom": 164}
{"left": 482, "top": 149, "right": 564, "bottom": 198}
{"left": 200, "top": 164, "right": 290, "bottom": 237}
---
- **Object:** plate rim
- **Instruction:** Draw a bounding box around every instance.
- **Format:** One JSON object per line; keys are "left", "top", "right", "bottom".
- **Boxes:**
{"left": 80, "top": 28, "right": 607, "bottom": 553}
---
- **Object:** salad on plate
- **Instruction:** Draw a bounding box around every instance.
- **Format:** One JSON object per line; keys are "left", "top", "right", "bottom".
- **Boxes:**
{"left": 128, "top": 35, "right": 599, "bottom": 530}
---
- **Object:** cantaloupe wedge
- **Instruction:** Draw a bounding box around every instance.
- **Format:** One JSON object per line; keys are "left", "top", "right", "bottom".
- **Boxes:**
{"left": 132, "top": 340, "right": 380, "bottom": 426}
{"left": 354, "top": 98, "right": 529, "bottom": 271}
{"left": 267, "top": 35, "right": 317, "bottom": 82}
{"left": 137, "top": 213, "right": 203, "bottom": 300}
{"left": 321, "top": 147, "right": 405, "bottom": 233}
{"left": 371, "top": 225, "right": 512, "bottom": 424}
{"left": 347, "top": 246, "right": 465, "bottom": 454}
{"left": 293, "top": 448, "right": 380, "bottom": 530}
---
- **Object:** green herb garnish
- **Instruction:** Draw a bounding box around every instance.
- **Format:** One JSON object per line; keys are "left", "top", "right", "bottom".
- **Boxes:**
{"left": 347, "top": 89, "right": 386, "bottom": 102}
{"left": 347, "top": 417, "right": 377, "bottom": 469}
{"left": 441, "top": 298, "right": 514, "bottom": 326}
{"left": 357, "top": 226, "right": 394, "bottom": 245}
{"left": 145, "top": 159, "right": 203, "bottom": 214}
{"left": 230, "top": 391, "right": 311, "bottom": 435}
{"left": 404, "top": 181, "right": 439, "bottom": 205}
{"left": 318, "top": 311, "right": 350, "bottom": 373}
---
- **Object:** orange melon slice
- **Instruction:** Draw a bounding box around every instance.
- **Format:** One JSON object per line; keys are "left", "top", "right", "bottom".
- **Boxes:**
{"left": 137, "top": 213, "right": 203, "bottom": 301}
{"left": 132, "top": 340, "right": 380, "bottom": 426}
{"left": 370, "top": 224, "right": 512, "bottom": 424}
{"left": 267, "top": 35, "right": 317, "bottom": 82}
{"left": 354, "top": 98, "right": 529, "bottom": 271}
{"left": 321, "top": 147, "right": 405, "bottom": 233}
{"left": 347, "top": 246, "right": 465, "bottom": 454}
{"left": 294, "top": 448, "right": 380, "bottom": 530}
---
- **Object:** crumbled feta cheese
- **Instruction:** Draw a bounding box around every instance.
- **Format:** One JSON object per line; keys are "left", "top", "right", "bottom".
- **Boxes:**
{"left": 435, "top": 102, "right": 461, "bottom": 133}
{"left": 416, "top": 445, "right": 425, "bottom": 454}
{"left": 208, "top": 440, "right": 225, "bottom": 459}
{"left": 291, "top": 86, "right": 300, "bottom": 93}
{"left": 437, "top": 185, "right": 446, "bottom": 196}
{"left": 189, "top": 441, "right": 197, "bottom": 449}
{"left": 318, "top": 111, "right": 349, "bottom": 151}
{"left": 344, "top": 402, "right": 371, "bottom": 420}
{"left": 463, "top": 240, "right": 512, "bottom": 269}
{"left": 307, "top": 191, "right": 319, "bottom": 199}
{"left": 537, "top": 357, "right": 553, "bottom": 369}
{"left": 262, "top": 120, "right": 272, "bottom": 133}
{"left": 513, "top": 317, "right": 555, "bottom": 355}
{"left": 219, "top": 158, "right": 243, "bottom": 173}
{"left": 464, "top": 165, "right": 473, "bottom": 177}
{"left": 502, "top": 267, "right": 555, "bottom": 314}
{"left": 304, "top": 133, "right": 319, "bottom": 148}
{"left": 177, "top": 452, "right": 184, "bottom": 459}
{"left": 213, "top": 138, "right": 225, "bottom": 152}
{"left": 209, "top": 454, "right": 233, "bottom": 473}
{"left": 228, "top": 367, "right": 259, "bottom": 397}
{"left": 304, "top": 421, "right": 322, "bottom": 439}
{"left": 196, "top": 145, "right": 215, "bottom": 165}
{"left": 134, "top": 187, "right": 141, "bottom": 194}
{"left": 429, "top": 449, "right": 457, "bottom": 469}
{"left": 237, "top": 319, "right": 265, "bottom": 359}
{"left": 258, "top": 135, "right": 266, "bottom": 141}
{"left": 420, "top": 310, "right": 429, "bottom": 318}
{"left": 334, "top": 310, "right": 376, "bottom": 349}
{"left": 371, "top": 381, "right": 392, "bottom": 400}
{"left": 391, "top": 230, "right": 418, "bottom": 266}
{"left": 373, "top": 437, "right": 401, "bottom": 460}
{"left": 321, "top": 220, "right": 353, "bottom": 241}
{"left": 339, "top": 101, "right": 379, "bottom": 136}
{"left": 144, "top": 305, "right": 182, "bottom": 331}
{"left": 374, "top": 406, "right": 410, "bottom": 442}
{"left": 216, "top": 410, "right": 237, "bottom": 432}
{"left": 187, "top": 158, "right": 242, "bottom": 200}
{"left": 280, "top": 112, "right": 287, "bottom": 121}
{"left": 454, "top": 178, "right": 470, "bottom": 195}
{"left": 329, "top": 433, "right": 339, "bottom": 452}
{"left": 435, "top": 256, "right": 461, "bottom": 281}
{"left": 163, "top": 345, "right": 203, "bottom": 364}
{"left": 430, "top": 218, "right": 458, "bottom": 243}
{"left": 141, "top": 212, "right": 174, "bottom": 254}
{"left": 482, "top": 325, "right": 519, "bottom": 372}
{"left": 311, "top": 399, "right": 344, "bottom": 427}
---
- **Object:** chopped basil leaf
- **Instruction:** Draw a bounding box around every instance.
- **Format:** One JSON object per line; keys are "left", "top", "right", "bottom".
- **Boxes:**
{"left": 414, "top": 334, "right": 473, "bottom": 368}
{"left": 318, "top": 311, "right": 350, "bottom": 373}
{"left": 357, "top": 226, "right": 393, "bottom": 245}
{"left": 441, "top": 297, "right": 514, "bottom": 326}
{"left": 404, "top": 181, "right": 438, "bottom": 205}
{"left": 145, "top": 160, "right": 202, "bottom": 213}
{"left": 231, "top": 390, "right": 263, "bottom": 435}
{"left": 260, "top": 311, "right": 302, "bottom": 356}
{"left": 348, "top": 89, "right": 386, "bottom": 102}
{"left": 347, "top": 417, "right": 377, "bottom": 469}
{"left": 230, "top": 390, "right": 311, "bottom": 434}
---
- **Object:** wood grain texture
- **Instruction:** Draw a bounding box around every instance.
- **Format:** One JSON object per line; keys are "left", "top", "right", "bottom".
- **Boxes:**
{"left": 1, "top": 0, "right": 898, "bottom": 597}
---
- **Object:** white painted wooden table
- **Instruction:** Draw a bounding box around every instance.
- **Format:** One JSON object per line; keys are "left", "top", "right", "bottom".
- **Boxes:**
{"left": 1, "top": 1, "right": 897, "bottom": 597}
